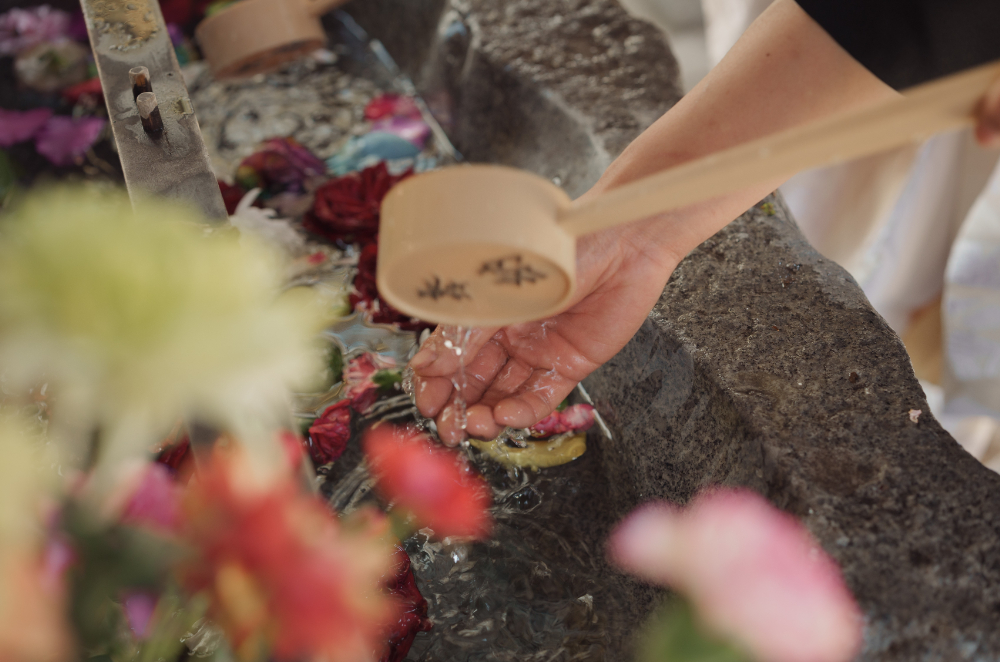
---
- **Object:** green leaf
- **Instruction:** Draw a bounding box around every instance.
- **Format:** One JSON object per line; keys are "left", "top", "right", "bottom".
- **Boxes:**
{"left": 372, "top": 368, "right": 402, "bottom": 391}
{"left": 638, "top": 597, "right": 751, "bottom": 662}
{"left": 134, "top": 587, "right": 208, "bottom": 662}
{"left": 556, "top": 398, "right": 569, "bottom": 412}
{"left": 60, "top": 500, "right": 184, "bottom": 652}
{"left": 327, "top": 344, "right": 344, "bottom": 385}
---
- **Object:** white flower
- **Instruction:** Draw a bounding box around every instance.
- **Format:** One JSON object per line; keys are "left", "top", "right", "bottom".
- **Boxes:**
{"left": 0, "top": 187, "right": 328, "bottom": 474}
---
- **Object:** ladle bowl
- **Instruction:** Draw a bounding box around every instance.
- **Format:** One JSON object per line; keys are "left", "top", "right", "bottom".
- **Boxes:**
{"left": 378, "top": 165, "right": 577, "bottom": 327}
{"left": 378, "top": 60, "right": 1000, "bottom": 328}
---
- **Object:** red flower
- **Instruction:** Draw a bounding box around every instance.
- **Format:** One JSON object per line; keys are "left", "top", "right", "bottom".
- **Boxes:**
{"left": 529, "top": 404, "right": 596, "bottom": 437}
{"left": 307, "top": 400, "right": 352, "bottom": 466}
{"left": 364, "top": 94, "right": 421, "bottom": 122}
{"left": 363, "top": 425, "right": 492, "bottom": 540}
{"left": 179, "top": 447, "right": 399, "bottom": 662}
{"left": 218, "top": 180, "right": 246, "bottom": 216}
{"left": 61, "top": 77, "right": 102, "bottom": 105}
{"left": 304, "top": 162, "right": 411, "bottom": 244}
{"left": 381, "top": 546, "right": 432, "bottom": 662}
{"left": 236, "top": 137, "right": 326, "bottom": 197}
{"left": 349, "top": 241, "right": 434, "bottom": 333}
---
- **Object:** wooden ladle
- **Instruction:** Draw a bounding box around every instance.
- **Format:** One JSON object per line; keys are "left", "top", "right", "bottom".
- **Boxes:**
{"left": 377, "top": 60, "right": 1000, "bottom": 327}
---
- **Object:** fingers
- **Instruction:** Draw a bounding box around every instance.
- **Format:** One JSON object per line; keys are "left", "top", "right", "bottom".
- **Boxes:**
{"left": 465, "top": 404, "right": 502, "bottom": 440}
{"left": 493, "top": 368, "right": 579, "bottom": 428}
{"left": 975, "top": 78, "right": 1000, "bottom": 148}
{"left": 413, "top": 374, "right": 453, "bottom": 418}
{"left": 409, "top": 326, "right": 500, "bottom": 377}
{"left": 413, "top": 336, "right": 509, "bottom": 417}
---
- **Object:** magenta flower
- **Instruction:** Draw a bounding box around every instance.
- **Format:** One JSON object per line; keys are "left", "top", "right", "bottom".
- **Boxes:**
{"left": 370, "top": 117, "right": 430, "bottom": 147}
{"left": 610, "top": 488, "right": 863, "bottom": 662}
{"left": 0, "top": 6, "right": 70, "bottom": 56}
{"left": 0, "top": 107, "right": 52, "bottom": 147}
{"left": 34, "top": 115, "right": 105, "bottom": 166}
{"left": 119, "top": 463, "right": 182, "bottom": 534}
{"left": 529, "top": 404, "right": 595, "bottom": 437}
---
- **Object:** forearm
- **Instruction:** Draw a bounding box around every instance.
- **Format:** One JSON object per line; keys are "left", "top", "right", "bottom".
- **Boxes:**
{"left": 588, "top": 0, "right": 897, "bottom": 261}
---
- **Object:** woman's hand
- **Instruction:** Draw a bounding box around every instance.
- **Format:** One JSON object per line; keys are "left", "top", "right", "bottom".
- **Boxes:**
{"left": 409, "top": 219, "right": 682, "bottom": 445}
{"left": 975, "top": 76, "right": 1000, "bottom": 148}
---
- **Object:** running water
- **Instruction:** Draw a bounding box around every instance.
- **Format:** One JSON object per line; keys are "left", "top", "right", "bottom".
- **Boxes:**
{"left": 440, "top": 325, "right": 473, "bottom": 435}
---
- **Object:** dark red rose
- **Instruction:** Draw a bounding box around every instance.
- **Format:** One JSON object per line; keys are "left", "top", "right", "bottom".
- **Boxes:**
{"left": 349, "top": 241, "right": 434, "bottom": 333}
{"left": 304, "top": 162, "right": 411, "bottom": 244}
{"left": 155, "top": 434, "right": 194, "bottom": 480}
{"left": 380, "top": 545, "right": 432, "bottom": 662}
{"left": 307, "top": 400, "right": 352, "bottom": 466}
{"left": 218, "top": 180, "right": 245, "bottom": 215}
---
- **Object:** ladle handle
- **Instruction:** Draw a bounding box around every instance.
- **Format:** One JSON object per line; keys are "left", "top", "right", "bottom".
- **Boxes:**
{"left": 558, "top": 59, "right": 1000, "bottom": 238}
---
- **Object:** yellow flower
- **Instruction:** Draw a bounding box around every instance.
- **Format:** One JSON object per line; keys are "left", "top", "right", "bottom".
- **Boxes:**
{"left": 0, "top": 187, "right": 330, "bottom": 474}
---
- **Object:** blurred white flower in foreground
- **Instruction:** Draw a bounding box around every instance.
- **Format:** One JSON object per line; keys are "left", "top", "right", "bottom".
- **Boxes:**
{"left": 0, "top": 187, "right": 328, "bottom": 472}
{"left": 610, "top": 488, "right": 863, "bottom": 662}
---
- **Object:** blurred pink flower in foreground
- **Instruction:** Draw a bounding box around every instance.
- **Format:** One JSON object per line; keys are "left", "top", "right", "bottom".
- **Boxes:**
{"left": 609, "top": 488, "right": 862, "bottom": 662}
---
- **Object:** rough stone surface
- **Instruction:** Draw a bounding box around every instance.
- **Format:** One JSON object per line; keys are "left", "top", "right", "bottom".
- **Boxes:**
{"left": 351, "top": 0, "right": 1000, "bottom": 659}
{"left": 584, "top": 196, "right": 1000, "bottom": 661}
{"left": 346, "top": 0, "right": 680, "bottom": 196}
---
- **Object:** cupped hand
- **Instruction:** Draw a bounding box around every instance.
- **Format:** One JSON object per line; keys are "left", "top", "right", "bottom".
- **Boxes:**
{"left": 408, "top": 215, "right": 683, "bottom": 445}
{"left": 975, "top": 76, "right": 1000, "bottom": 148}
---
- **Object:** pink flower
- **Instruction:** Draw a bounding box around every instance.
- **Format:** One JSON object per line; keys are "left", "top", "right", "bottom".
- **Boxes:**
{"left": 529, "top": 404, "right": 596, "bottom": 437}
{"left": 34, "top": 115, "right": 105, "bottom": 166}
{"left": 363, "top": 425, "right": 492, "bottom": 540}
{"left": 343, "top": 352, "right": 396, "bottom": 414}
{"left": 609, "top": 489, "right": 863, "bottom": 662}
{"left": 0, "top": 107, "right": 52, "bottom": 147}
{"left": 364, "top": 94, "right": 421, "bottom": 122}
{"left": 0, "top": 6, "right": 70, "bottom": 56}
{"left": 120, "top": 463, "right": 182, "bottom": 533}
{"left": 122, "top": 591, "right": 157, "bottom": 638}
{"left": 370, "top": 117, "right": 430, "bottom": 147}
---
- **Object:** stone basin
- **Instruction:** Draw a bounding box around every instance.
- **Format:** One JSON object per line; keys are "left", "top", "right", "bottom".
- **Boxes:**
{"left": 18, "top": 0, "right": 1000, "bottom": 656}
{"left": 347, "top": 0, "right": 1000, "bottom": 659}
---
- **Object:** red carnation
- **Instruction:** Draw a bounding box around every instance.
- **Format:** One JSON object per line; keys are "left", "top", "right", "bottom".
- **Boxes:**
{"left": 304, "top": 162, "right": 411, "bottom": 244}
{"left": 363, "top": 425, "right": 492, "bottom": 540}
{"left": 308, "top": 400, "right": 352, "bottom": 466}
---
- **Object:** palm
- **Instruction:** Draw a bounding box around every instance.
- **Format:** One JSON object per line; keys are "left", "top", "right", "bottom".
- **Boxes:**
{"left": 410, "top": 220, "right": 680, "bottom": 444}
